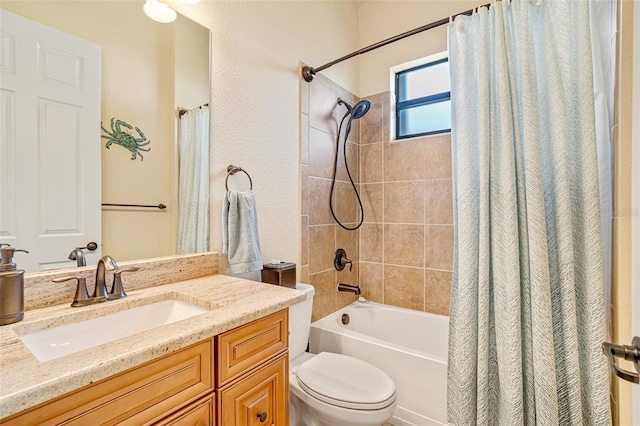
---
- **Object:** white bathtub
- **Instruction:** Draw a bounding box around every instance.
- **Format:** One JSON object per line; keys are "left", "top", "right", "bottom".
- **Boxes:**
{"left": 308, "top": 300, "right": 449, "bottom": 426}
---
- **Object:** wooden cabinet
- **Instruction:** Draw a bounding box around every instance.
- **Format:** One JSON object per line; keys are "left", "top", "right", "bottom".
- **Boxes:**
{"left": 1, "top": 339, "right": 214, "bottom": 426}
{"left": 0, "top": 310, "right": 289, "bottom": 426}
{"left": 217, "top": 353, "right": 288, "bottom": 426}
{"left": 155, "top": 395, "right": 214, "bottom": 426}
{"left": 216, "top": 310, "right": 289, "bottom": 426}
{"left": 216, "top": 310, "right": 288, "bottom": 387}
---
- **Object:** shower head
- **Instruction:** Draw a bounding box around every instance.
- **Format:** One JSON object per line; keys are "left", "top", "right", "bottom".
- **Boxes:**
{"left": 337, "top": 98, "right": 371, "bottom": 120}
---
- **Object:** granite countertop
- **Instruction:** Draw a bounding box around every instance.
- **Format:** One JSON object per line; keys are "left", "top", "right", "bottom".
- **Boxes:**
{"left": 0, "top": 274, "right": 304, "bottom": 419}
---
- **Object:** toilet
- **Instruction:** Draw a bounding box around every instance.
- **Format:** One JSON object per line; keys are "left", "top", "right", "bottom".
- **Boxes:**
{"left": 289, "top": 283, "right": 397, "bottom": 426}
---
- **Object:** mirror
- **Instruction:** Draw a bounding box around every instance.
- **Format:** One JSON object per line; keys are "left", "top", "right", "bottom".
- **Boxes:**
{"left": 0, "top": 1, "right": 210, "bottom": 272}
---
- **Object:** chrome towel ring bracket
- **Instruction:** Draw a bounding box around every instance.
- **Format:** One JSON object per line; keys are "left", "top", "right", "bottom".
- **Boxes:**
{"left": 225, "top": 165, "right": 253, "bottom": 191}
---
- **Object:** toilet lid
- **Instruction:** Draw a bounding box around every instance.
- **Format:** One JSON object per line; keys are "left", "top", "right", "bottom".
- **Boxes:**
{"left": 296, "top": 352, "right": 396, "bottom": 410}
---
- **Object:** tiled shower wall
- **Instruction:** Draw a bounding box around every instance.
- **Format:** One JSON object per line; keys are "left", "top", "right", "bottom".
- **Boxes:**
{"left": 300, "top": 71, "right": 361, "bottom": 322}
{"left": 300, "top": 76, "right": 453, "bottom": 319}
{"left": 358, "top": 92, "right": 453, "bottom": 316}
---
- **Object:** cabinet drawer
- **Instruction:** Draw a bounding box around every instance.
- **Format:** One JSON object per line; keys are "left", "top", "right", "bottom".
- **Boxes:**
{"left": 154, "top": 394, "right": 214, "bottom": 426}
{"left": 216, "top": 310, "right": 288, "bottom": 386}
{"left": 217, "top": 353, "right": 288, "bottom": 426}
{"left": 2, "top": 340, "right": 213, "bottom": 426}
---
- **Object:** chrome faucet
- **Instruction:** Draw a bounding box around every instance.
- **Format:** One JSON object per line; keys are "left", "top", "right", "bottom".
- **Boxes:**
{"left": 93, "top": 255, "right": 117, "bottom": 299}
{"left": 337, "top": 282, "right": 361, "bottom": 296}
{"left": 68, "top": 248, "right": 86, "bottom": 267}
{"left": 52, "top": 255, "right": 138, "bottom": 307}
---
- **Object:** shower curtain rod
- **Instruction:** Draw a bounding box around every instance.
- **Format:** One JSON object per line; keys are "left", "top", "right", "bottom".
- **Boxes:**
{"left": 301, "top": 2, "right": 491, "bottom": 82}
{"left": 178, "top": 103, "right": 209, "bottom": 117}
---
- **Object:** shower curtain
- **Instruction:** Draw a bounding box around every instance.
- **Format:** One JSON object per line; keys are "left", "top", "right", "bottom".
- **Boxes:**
{"left": 177, "top": 106, "right": 210, "bottom": 254}
{"left": 447, "top": 1, "right": 611, "bottom": 424}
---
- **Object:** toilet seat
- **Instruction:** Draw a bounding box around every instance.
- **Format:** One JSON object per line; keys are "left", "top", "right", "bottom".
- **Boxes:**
{"left": 295, "top": 352, "right": 396, "bottom": 410}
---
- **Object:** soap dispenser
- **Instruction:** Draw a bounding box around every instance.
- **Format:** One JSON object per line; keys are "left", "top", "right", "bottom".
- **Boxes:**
{"left": 0, "top": 245, "right": 29, "bottom": 325}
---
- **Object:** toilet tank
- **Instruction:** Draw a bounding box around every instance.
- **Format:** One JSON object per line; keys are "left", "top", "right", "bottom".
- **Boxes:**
{"left": 289, "top": 283, "right": 315, "bottom": 359}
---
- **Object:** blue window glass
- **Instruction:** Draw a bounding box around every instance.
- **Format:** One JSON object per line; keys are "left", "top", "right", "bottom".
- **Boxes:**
{"left": 396, "top": 57, "right": 450, "bottom": 139}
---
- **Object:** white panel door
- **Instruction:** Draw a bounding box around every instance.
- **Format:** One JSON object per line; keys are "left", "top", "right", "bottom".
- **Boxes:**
{"left": 0, "top": 10, "right": 101, "bottom": 272}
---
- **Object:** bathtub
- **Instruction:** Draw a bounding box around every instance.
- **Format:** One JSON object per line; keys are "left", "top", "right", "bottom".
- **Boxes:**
{"left": 308, "top": 300, "right": 449, "bottom": 426}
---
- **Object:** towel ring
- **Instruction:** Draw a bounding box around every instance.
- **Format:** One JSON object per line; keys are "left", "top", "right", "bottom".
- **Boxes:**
{"left": 225, "top": 165, "right": 253, "bottom": 191}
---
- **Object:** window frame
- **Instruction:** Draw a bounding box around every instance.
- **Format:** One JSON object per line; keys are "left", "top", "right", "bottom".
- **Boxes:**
{"left": 395, "top": 57, "right": 451, "bottom": 140}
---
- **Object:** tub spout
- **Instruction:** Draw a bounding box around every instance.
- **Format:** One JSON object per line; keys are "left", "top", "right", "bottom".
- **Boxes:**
{"left": 337, "top": 282, "right": 361, "bottom": 296}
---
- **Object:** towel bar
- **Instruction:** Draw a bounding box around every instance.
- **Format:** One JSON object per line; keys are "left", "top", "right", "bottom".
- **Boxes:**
{"left": 225, "top": 165, "right": 253, "bottom": 191}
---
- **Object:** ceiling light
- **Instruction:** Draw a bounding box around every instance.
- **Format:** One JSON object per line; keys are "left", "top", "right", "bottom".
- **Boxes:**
{"left": 143, "top": 0, "right": 177, "bottom": 23}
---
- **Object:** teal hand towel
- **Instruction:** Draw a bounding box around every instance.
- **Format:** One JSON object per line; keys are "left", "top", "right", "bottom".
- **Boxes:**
{"left": 222, "top": 190, "right": 263, "bottom": 274}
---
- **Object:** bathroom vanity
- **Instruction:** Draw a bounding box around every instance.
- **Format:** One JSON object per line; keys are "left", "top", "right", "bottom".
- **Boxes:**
{"left": 0, "top": 254, "right": 302, "bottom": 426}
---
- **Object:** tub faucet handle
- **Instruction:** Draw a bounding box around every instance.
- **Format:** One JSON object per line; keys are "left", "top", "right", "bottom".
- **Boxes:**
{"left": 334, "top": 248, "right": 352, "bottom": 272}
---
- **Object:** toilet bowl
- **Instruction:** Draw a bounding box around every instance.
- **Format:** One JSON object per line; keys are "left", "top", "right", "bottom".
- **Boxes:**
{"left": 289, "top": 284, "right": 397, "bottom": 426}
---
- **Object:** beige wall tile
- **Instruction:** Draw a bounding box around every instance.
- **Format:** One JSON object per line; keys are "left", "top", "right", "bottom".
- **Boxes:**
{"left": 365, "top": 91, "right": 391, "bottom": 104}
{"left": 309, "top": 177, "right": 332, "bottom": 225}
{"left": 301, "top": 215, "right": 309, "bottom": 266}
{"left": 359, "top": 262, "right": 383, "bottom": 303}
{"left": 300, "top": 78, "right": 309, "bottom": 115}
{"left": 424, "top": 269, "right": 452, "bottom": 315}
{"left": 309, "top": 225, "right": 335, "bottom": 274}
{"left": 331, "top": 80, "right": 355, "bottom": 105}
{"left": 424, "top": 134, "right": 452, "bottom": 179}
{"left": 314, "top": 72, "right": 332, "bottom": 88}
{"left": 425, "top": 225, "right": 453, "bottom": 270}
{"left": 382, "top": 100, "right": 391, "bottom": 142}
{"left": 384, "top": 181, "right": 424, "bottom": 224}
{"left": 383, "top": 265, "right": 424, "bottom": 311}
{"left": 309, "top": 127, "right": 335, "bottom": 179}
{"left": 384, "top": 224, "right": 424, "bottom": 267}
{"left": 360, "top": 143, "right": 382, "bottom": 183}
{"left": 360, "top": 102, "right": 383, "bottom": 144}
{"left": 301, "top": 113, "right": 309, "bottom": 165}
{"left": 384, "top": 140, "right": 425, "bottom": 181}
{"left": 333, "top": 181, "right": 359, "bottom": 224}
{"left": 309, "top": 77, "right": 338, "bottom": 135}
{"left": 304, "top": 83, "right": 455, "bottom": 319}
{"left": 424, "top": 179, "right": 453, "bottom": 224}
{"left": 310, "top": 269, "right": 336, "bottom": 322}
{"left": 361, "top": 183, "right": 383, "bottom": 223}
{"left": 336, "top": 226, "right": 358, "bottom": 263}
{"left": 301, "top": 164, "right": 309, "bottom": 216}
{"left": 360, "top": 223, "right": 383, "bottom": 263}
{"left": 336, "top": 141, "right": 359, "bottom": 182}
{"left": 299, "top": 264, "right": 309, "bottom": 284}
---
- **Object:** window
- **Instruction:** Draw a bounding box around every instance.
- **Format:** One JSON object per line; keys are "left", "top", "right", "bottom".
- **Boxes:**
{"left": 395, "top": 57, "right": 450, "bottom": 139}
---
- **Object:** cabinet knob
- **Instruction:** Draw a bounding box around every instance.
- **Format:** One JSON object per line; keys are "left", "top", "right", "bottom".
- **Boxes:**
{"left": 257, "top": 411, "right": 267, "bottom": 422}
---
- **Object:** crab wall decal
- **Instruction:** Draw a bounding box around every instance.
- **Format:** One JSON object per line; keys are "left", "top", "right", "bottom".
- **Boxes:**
{"left": 101, "top": 117, "right": 151, "bottom": 161}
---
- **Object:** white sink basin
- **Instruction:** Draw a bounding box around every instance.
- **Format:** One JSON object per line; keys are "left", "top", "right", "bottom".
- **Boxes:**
{"left": 19, "top": 300, "right": 208, "bottom": 362}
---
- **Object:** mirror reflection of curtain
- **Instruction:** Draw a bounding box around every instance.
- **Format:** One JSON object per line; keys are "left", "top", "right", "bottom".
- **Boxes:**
{"left": 177, "top": 106, "right": 210, "bottom": 254}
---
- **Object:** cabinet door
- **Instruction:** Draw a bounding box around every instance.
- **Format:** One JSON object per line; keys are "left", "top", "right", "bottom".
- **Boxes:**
{"left": 216, "top": 310, "right": 288, "bottom": 387}
{"left": 1, "top": 340, "right": 213, "bottom": 426}
{"left": 155, "top": 394, "right": 214, "bottom": 426}
{"left": 218, "top": 353, "right": 288, "bottom": 426}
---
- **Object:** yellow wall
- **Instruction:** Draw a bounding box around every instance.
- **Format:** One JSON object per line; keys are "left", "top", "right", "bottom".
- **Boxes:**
{"left": 0, "top": 1, "right": 209, "bottom": 262}
{"left": 175, "top": 17, "right": 210, "bottom": 111}
{"left": 357, "top": 0, "right": 486, "bottom": 97}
